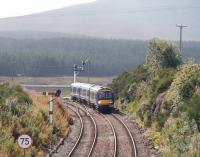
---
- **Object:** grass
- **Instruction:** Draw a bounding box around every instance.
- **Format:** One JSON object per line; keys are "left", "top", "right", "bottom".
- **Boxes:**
{"left": 0, "top": 83, "right": 70, "bottom": 156}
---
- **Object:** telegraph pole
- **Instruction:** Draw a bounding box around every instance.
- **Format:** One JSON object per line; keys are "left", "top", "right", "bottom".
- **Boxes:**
{"left": 176, "top": 25, "right": 188, "bottom": 53}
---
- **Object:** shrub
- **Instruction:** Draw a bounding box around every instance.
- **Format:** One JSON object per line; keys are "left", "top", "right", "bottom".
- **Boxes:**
{"left": 110, "top": 64, "right": 148, "bottom": 100}
{"left": 183, "top": 94, "right": 200, "bottom": 132}
{"left": 146, "top": 38, "right": 181, "bottom": 75}
{"left": 155, "top": 113, "right": 166, "bottom": 131}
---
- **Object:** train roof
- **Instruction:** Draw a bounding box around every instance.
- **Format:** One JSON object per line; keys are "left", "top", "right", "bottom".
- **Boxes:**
{"left": 71, "top": 82, "right": 111, "bottom": 92}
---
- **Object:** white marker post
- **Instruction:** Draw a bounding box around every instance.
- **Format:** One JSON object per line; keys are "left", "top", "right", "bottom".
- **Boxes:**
{"left": 42, "top": 90, "right": 61, "bottom": 156}
{"left": 49, "top": 96, "right": 54, "bottom": 155}
{"left": 17, "top": 134, "right": 32, "bottom": 157}
{"left": 49, "top": 96, "right": 53, "bottom": 125}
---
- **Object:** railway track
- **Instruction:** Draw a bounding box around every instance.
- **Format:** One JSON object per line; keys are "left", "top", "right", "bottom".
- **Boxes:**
{"left": 66, "top": 104, "right": 84, "bottom": 157}
{"left": 111, "top": 113, "right": 137, "bottom": 157}
{"left": 54, "top": 100, "right": 139, "bottom": 157}
{"left": 66, "top": 102, "right": 97, "bottom": 157}
{"left": 52, "top": 103, "right": 82, "bottom": 157}
{"left": 105, "top": 113, "right": 138, "bottom": 157}
{"left": 77, "top": 103, "right": 137, "bottom": 157}
{"left": 99, "top": 113, "right": 117, "bottom": 157}
{"left": 83, "top": 105, "right": 117, "bottom": 157}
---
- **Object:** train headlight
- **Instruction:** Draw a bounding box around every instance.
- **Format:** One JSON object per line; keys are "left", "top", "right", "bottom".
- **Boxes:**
{"left": 98, "top": 100, "right": 113, "bottom": 105}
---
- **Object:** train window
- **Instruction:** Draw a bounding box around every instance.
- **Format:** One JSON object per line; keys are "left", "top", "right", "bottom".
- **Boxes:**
{"left": 82, "top": 89, "right": 84, "bottom": 96}
{"left": 91, "top": 92, "right": 94, "bottom": 99}
{"left": 83, "top": 89, "right": 86, "bottom": 96}
{"left": 87, "top": 90, "right": 89, "bottom": 97}
{"left": 73, "top": 87, "right": 76, "bottom": 94}
{"left": 90, "top": 92, "right": 92, "bottom": 99}
{"left": 78, "top": 88, "right": 81, "bottom": 95}
{"left": 98, "top": 91, "right": 113, "bottom": 99}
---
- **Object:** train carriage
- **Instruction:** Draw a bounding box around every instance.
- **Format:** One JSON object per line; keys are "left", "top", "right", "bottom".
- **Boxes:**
{"left": 71, "top": 82, "right": 114, "bottom": 111}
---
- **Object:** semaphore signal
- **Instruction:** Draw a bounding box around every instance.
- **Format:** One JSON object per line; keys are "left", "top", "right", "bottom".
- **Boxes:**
{"left": 73, "top": 58, "right": 90, "bottom": 83}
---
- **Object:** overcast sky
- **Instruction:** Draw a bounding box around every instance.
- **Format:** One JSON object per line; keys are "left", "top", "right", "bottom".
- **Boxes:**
{"left": 0, "top": 0, "right": 96, "bottom": 18}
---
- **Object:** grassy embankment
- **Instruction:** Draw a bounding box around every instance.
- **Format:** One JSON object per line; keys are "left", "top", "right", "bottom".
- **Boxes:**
{"left": 110, "top": 38, "right": 200, "bottom": 157}
{"left": 0, "top": 82, "right": 70, "bottom": 157}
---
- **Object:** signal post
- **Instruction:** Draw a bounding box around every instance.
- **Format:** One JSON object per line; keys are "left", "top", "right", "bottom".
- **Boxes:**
{"left": 42, "top": 90, "right": 61, "bottom": 156}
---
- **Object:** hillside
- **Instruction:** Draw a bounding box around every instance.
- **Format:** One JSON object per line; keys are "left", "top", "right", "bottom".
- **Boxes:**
{"left": 0, "top": 83, "right": 70, "bottom": 156}
{"left": 110, "top": 38, "right": 200, "bottom": 156}
{"left": 0, "top": 37, "right": 200, "bottom": 77}
{"left": 0, "top": 0, "right": 199, "bottom": 40}
{"left": 0, "top": 37, "right": 147, "bottom": 76}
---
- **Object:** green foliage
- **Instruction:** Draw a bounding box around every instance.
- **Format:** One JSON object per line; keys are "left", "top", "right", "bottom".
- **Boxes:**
{"left": 110, "top": 64, "right": 149, "bottom": 101}
{"left": 155, "top": 113, "right": 167, "bottom": 131}
{"left": 162, "top": 113, "right": 200, "bottom": 157}
{"left": 165, "top": 64, "right": 200, "bottom": 110}
{"left": 146, "top": 38, "right": 181, "bottom": 75}
{"left": 0, "top": 84, "right": 31, "bottom": 117}
{"left": 110, "top": 38, "right": 200, "bottom": 156}
{"left": 137, "top": 100, "right": 152, "bottom": 126}
{"left": 0, "top": 84, "right": 43, "bottom": 155}
{"left": 183, "top": 94, "right": 200, "bottom": 132}
{"left": 149, "top": 68, "right": 176, "bottom": 100}
{"left": 0, "top": 83, "right": 70, "bottom": 156}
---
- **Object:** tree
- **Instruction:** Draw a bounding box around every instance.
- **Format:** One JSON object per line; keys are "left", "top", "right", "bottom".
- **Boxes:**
{"left": 146, "top": 38, "right": 182, "bottom": 75}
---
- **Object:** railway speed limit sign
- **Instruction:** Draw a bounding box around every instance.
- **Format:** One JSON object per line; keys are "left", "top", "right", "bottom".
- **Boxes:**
{"left": 17, "top": 134, "right": 32, "bottom": 149}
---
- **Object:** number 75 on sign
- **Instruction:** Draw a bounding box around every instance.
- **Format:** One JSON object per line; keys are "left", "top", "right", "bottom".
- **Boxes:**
{"left": 17, "top": 134, "right": 32, "bottom": 149}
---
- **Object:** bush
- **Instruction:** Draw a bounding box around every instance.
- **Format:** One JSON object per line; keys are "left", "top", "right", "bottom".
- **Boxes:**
{"left": 146, "top": 38, "right": 181, "bottom": 75}
{"left": 149, "top": 68, "right": 176, "bottom": 100}
{"left": 14, "top": 91, "right": 32, "bottom": 104}
{"left": 137, "top": 100, "right": 152, "bottom": 123}
{"left": 144, "top": 112, "right": 152, "bottom": 127}
{"left": 110, "top": 64, "right": 149, "bottom": 101}
{"left": 155, "top": 113, "right": 166, "bottom": 131}
{"left": 183, "top": 94, "right": 200, "bottom": 132}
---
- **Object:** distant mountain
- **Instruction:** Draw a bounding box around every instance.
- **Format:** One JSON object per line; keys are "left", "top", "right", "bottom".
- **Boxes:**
{"left": 0, "top": 0, "right": 199, "bottom": 40}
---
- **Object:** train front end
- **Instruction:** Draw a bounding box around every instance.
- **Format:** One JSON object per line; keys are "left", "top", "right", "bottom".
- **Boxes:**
{"left": 96, "top": 88, "right": 114, "bottom": 111}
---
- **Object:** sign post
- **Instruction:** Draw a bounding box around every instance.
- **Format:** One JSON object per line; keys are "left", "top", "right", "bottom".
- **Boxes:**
{"left": 42, "top": 90, "right": 61, "bottom": 156}
{"left": 17, "top": 134, "right": 32, "bottom": 157}
{"left": 49, "top": 96, "right": 53, "bottom": 125}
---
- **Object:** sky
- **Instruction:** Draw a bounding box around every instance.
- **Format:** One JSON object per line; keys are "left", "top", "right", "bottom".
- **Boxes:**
{"left": 0, "top": 0, "right": 96, "bottom": 18}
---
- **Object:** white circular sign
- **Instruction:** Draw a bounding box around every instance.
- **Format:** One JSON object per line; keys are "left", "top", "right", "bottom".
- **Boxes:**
{"left": 17, "top": 134, "right": 32, "bottom": 149}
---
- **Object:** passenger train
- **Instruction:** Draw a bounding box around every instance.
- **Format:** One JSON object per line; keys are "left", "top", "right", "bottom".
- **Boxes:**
{"left": 71, "top": 82, "right": 115, "bottom": 111}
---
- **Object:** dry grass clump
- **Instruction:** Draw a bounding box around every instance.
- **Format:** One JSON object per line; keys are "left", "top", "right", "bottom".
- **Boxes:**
{"left": 0, "top": 84, "right": 70, "bottom": 157}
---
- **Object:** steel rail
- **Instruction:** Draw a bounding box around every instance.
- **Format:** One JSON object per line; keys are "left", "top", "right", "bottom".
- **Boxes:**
{"left": 83, "top": 104, "right": 97, "bottom": 157}
{"left": 66, "top": 103, "right": 84, "bottom": 157}
{"left": 66, "top": 101, "right": 97, "bottom": 157}
{"left": 100, "top": 113, "right": 117, "bottom": 157}
{"left": 112, "top": 114, "right": 138, "bottom": 157}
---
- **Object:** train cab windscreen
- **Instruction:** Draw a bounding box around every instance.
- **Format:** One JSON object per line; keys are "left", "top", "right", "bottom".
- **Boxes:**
{"left": 97, "top": 91, "right": 113, "bottom": 100}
